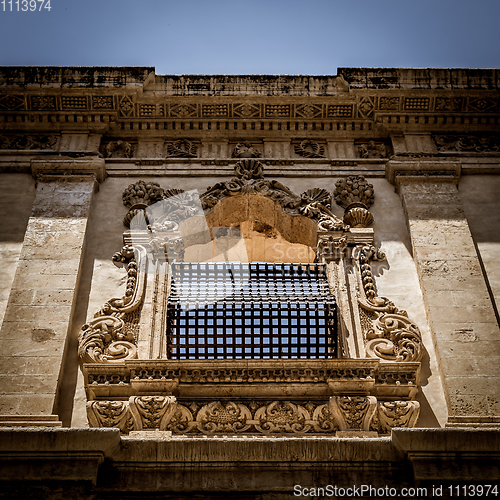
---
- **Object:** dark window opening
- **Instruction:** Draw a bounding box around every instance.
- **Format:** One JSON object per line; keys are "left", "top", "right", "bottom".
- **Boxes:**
{"left": 166, "top": 262, "right": 337, "bottom": 359}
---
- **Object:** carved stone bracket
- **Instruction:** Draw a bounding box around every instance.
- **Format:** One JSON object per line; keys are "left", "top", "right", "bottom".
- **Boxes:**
{"left": 86, "top": 396, "right": 420, "bottom": 435}
{"left": 355, "top": 245, "right": 423, "bottom": 362}
{"left": 78, "top": 245, "right": 147, "bottom": 364}
{"left": 329, "top": 395, "right": 377, "bottom": 431}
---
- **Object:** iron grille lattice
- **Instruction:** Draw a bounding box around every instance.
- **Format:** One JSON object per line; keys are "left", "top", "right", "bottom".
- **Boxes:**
{"left": 166, "top": 262, "right": 337, "bottom": 359}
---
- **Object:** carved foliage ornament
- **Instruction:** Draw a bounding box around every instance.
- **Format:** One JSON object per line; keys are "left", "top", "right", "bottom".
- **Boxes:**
{"left": 78, "top": 245, "right": 145, "bottom": 363}
{"left": 434, "top": 135, "right": 500, "bottom": 153}
{"left": 293, "top": 140, "right": 325, "bottom": 158}
{"left": 356, "top": 245, "right": 423, "bottom": 362}
{"left": 0, "top": 134, "right": 56, "bottom": 150}
{"left": 87, "top": 397, "right": 420, "bottom": 435}
{"left": 103, "top": 140, "right": 134, "bottom": 158}
{"left": 166, "top": 139, "right": 198, "bottom": 158}
{"left": 200, "top": 159, "right": 347, "bottom": 231}
{"left": 232, "top": 142, "right": 261, "bottom": 158}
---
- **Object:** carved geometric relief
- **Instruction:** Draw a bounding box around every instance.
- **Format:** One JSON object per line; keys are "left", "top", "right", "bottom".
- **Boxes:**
{"left": 92, "top": 96, "right": 114, "bottom": 109}
{"left": 327, "top": 104, "right": 353, "bottom": 117}
{"left": 0, "top": 94, "right": 25, "bottom": 110}
{"left": 31, "top": 95, "right": 56, "bottom": 110}
{"left": 61, "top": 96, "right": 88, "bottom": 109}
{"left": 295, "top": 104, "right": 322, "bottom": 119}
{"left": 118, "top": 96, "right": 134, "bottom": 117}
{"left": 357, "top": 97, "right": 375, "bottom": 118}
{"left": 233, "top": 103, "right": 260, "bottom": 118}
{"left": 169, "top": 104, "right": 197, "bottom": 118}
{"left": 379, "top": 97, "right": 400, "bottom": 111}
{"left": 467, "top": 97, "right": 498, "bottom": 113}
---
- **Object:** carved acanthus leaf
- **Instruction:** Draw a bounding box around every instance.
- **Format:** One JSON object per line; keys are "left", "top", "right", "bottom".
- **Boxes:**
{"left": 329, "top": 396, "right": 377, "bottom": 431}
{"left": 129, "top": 396, "right": 177, "bottom": 431}
{"left": 166, "top": 139, "right": 198, "bottom": 158}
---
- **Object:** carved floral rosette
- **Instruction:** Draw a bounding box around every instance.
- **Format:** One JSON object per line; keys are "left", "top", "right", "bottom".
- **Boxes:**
{"left": 86, "top": 397, "right": 420, "bottom": 435}
{"left": 78, "top": 245, "right": 147, "bottom": 364}
{"left": 355, "top": 245, "right": 423, "bottom": 362}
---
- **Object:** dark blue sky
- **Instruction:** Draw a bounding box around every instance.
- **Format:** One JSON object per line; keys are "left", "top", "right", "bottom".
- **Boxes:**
{"left": 0, "top": 0, "right": 499, "bottom": 74}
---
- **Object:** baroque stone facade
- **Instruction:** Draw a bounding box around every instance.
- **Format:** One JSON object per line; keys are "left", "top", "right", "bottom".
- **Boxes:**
{"left": 0, "top": 67, "right": 499, "bottom": 497}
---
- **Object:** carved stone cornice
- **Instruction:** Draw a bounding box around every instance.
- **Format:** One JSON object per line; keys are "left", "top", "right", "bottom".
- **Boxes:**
{"left": 30, "top": 155, "right": 106, "bottom": 183}
{"left": 386, "top": 158, "right": 462, "bottom": 187}
{"left": 83, "top": 358, "right": 420, "bottom": 401}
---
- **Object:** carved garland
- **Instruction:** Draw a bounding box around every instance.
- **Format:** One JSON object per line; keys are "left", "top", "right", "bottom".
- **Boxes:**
{"left": 87, "top": 397, "right": 420, "bottom": 435}
{"left": 356, "top": 245, "right": 423, "bottom": 362}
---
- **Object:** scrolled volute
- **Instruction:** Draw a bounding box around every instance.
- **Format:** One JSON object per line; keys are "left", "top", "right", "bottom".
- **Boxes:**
{"left": 78, "top": 246, "right": 146, "bottom": 364}
{"left": 356, "top": 245, "right": 423, "bottom": 362}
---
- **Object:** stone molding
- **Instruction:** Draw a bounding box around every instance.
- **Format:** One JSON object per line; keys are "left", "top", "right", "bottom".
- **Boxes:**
{"left": 385, "top": 158, "right": 461, "bottom": 187}
{"left": 30, "top": 155, "right": 106, "bottom": 183}
{"left": 83, "top": 358, "right": 420, "bottom": 401}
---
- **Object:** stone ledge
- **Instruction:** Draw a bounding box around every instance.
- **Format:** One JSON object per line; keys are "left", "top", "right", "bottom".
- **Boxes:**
{"left": 386, "top": 159, "right": 462, "bottom": 186}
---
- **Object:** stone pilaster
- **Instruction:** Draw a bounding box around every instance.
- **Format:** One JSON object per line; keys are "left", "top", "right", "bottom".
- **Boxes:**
{"left": 387, "top": 160, "right": 500, "bottom": 426}
{"left": 0, "top": 157, "right": 105, "bottom": 424}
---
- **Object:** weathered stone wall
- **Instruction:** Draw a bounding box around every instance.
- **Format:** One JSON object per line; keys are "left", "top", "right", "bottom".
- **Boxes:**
{"left": 0, "top": 174, "right": 36, "bottom": 327}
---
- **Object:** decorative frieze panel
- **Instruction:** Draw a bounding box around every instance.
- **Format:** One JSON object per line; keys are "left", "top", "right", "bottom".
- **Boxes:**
{"left": 293, "top": 140, "right": 326, "bottom": 158}
{"left": 0, "top": 94, "right": 25, "bottom": 110}
{"left": 433, "top": 135, "right": 500, "bottom": 153}
{"left": 78, "top": 245, "right": 146, "bottom": 364}
{"left": 86, "top": 396, "right": 420, "bottom": 435}
{"left": 102, "top": 140, "right": 134, "bottom": 158}
{"left": 165, "top": 139, "right": 198, "bottom": 158}
{"left": 0, "top": 134, "right": 57, "bottom": 150}
{"left": 356, "top": 141, "right": 390, "bottom": 159}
